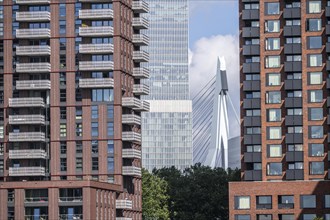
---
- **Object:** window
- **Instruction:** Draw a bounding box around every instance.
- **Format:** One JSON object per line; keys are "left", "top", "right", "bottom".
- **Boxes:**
{"left": 268, "top": 145, "right": 282, "bottom": 157}
{"left": 309, "top": 126, "right": 323, "bottom": 139}
{"left": 308, "top": 36, "right": 322, "bottom": 49}
{"left": 267, "top": 109, "right": 281, "bottom": 122}
{"left": 60, "top": 142, "right": 66, "bottom": 154}
{"left": 76, "top": 142, "right": 82, "bottom": 154}
{"left": 60, "top": 107, "right": 66, "bottom": 119}
{"left": 287, "top": 90, "right": 302, "bottom": 98}
{"left": 307, "top": 18, "right": 322, "bottom": 31}
{"left": 267, "top": 73, "right": 281, "bottom": 86}
{"left": 265, "top": 56, "right": 280, "bottom": 68}
{"left": 257, "top": 196, "right": 272, "bottom": 209}
{"left": 246, "top": 145, "right": 261, "bottom": 152}
{"left": 60, "top": 124, "right": 66, "bottom": 137}
{"left": 92, "top": 157, "right": 98, "bottom": 171}
{"left": 325, "top": 195, "right": 330, "bottom": 208}
{"left": 107, "top": 105, "right": 114, "bottom": 118}
{"left": 107, "top": 140, "right": 114, "bottom": 154}
{"left": 288, "top": 144, "right": 303, "bottom": 152}
{"left": 303, "top": 214, "right": 317, "bottom": 220}
{"left": 60, "top": 89, "right": 66, "bottom": 102}
{"left": 285, "top": 19, "right": 301, "bottom": 26}
{"left": 287, "top": 72, "right": 302, "bottom": 79}
{"left": 308, "top": 54, "right": 322, "bottom": 67}
{"left": 235, "top": 215, "right": 250, "bottom": 220}
{"left": 267, "top": 163, "right": 282, "bottom": 176}
{"left": 246, "top": 91, "right": 260, "bottom": 99}
{"left": 279, "top": 214, "right": 294, "bottom": 220}
{"left": 288, "top": 162, "right": 303, "bottom": 170}
{"left": 309, "top": 144, "right": 324, "bottom": 157}
{"left": 265, "top": 20, "right": 280, "bottom": 32}
{"left": 76, "top": 123, "right": 82, "bottom": 136}
{"left": 75, "top": 107, "right": 82, "bottom": 120}
{"left": 266, "top": 91, "right": 281, "bottom": 104}
{"left": 91, "top": 105, "right": 98, "bottom": 119}
{"left": 265, "top": 2, "right": 279, "bottom": 15}
{"left": 287, "top": 126, "right": 302, "bottom": 134}
{"left": 235, "top": 196, "right": 250, "bottom": 210}
{"left": 267, "top": 127, "right": 281, "bottom": 140}
{"left": 246, "top": 109, "right": 261, "bottom": 116}
{"left": 76, "top": 157, "right": 83, "bottom": 171}
{"left": 286, "top": 55, "right": 301, "bottom": 62}
{"left": 301, "top": 195, "right": 316, "bottom": 208}
{"left": 309, "top": 108, "right": 323, "bottom": 120}
{"left": 91, "top": 89, "right": 114, "bottom": 102}
{"left": 91, "top": 122, "right": 98, "bottom": 136}
{"left": 246, "top": 127, "right": 261, "bottom": 134}
{"left": 308, "top": 1, "right": 321, "bottom": 13}
{"left": 309, "top": 90, "right": 323, "bottom": 102}
{"left": 278, "top": 195, "right": 294, "bottom": 209}
{"left": 244, "top": 3, "right": 259, "bottom": 9}
{"left": 286, "top": 37, "right": 301, "bottom": 44}
{"left": 107, "top": 122, "right": 114, "bottom": 136}
{"left": 287, "top": 108, "right": 302, "bottom": 115}
{"left": 266, "top": 38, "right": 280, "bottom": 50}
{"left": 107, "top": 157, "right": 114, "bottom": 172}
{"left": 91, "top": 140, "right": 98, "bottom": 154}
{"left": 308, "top": 72, "right": 322, "bottom": 85}
{"left": 60, "top": 158, "right": 67, "bottom": 171}
{"left": 245, "top": 39, "right": 260, "bottom": 45}
{"left": 245, "top": 74, "right": 260, "bottom": 81}
{"left": 257, "top": 214, "right": 272, "bottom": 220}
{"left": 310, "top": 162, "right": 324, "bottom": 174}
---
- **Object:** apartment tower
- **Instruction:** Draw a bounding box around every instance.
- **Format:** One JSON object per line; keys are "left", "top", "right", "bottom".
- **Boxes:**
{"left": 141, "top": 0, "right": 192, "bottom": 171}
{"left": 0, "top": 0, "right": 148, "bottom": 219}
{"left": 230, "top": 1, "right": 330, "bottom": 219}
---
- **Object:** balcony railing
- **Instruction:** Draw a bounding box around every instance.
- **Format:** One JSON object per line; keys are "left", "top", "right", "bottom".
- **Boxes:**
{"left": 9, "top": 167, "right": 46, "bottom": 176}
{"left": 16, "top": 63, "right": 51, "bottom": 73}
{"left": 132, "top": 0, "right": 149, "bottom": 13}
{"left": 116, "top": 200, "right": 133, "bottom": 210}
{"left": 79, "top": 61, "right": 114, "bottom": 71}
{"left": 132, "top": 17, "right": 149, "bottom": 29}
{"left": 122, "top": 97, "right": 141, "bottom": 109}
{"left": 132, "top": 67, "right": 150, "bottom": 78}
{"left": 16, "top": 0, "right": 50, "bottom": 4}
{"left": 79, "top": 43, "right": 113, "bottom": 54}
{"left": 122, "top": 131, "right": 141, "bottom": 143}
{"left": 132, "top": 34, "right": 149, "bottom": 46}
{"left": 122, "top": 114, "right": 141, "bottom": 125}
{"left": 9, "top": 115, "right": 45, "bottom": 125}
{"left": 16, "top": 45, "right": 51, "bottom": 56}
{"left": 9, "top": 132, "right": 46, "bottom": 142}
{"left": 133, "top": 100, "right": 150, "bottom": 112}
{"left": 25, "top": 197, "right": 48, "bottom": 202}
{"left": 16, "top": 80, "right": 51, "bottom": 90}
{"left": 16, "top": 11, "right": 50, "bottom": 22}
{"left": 59, "top": 214, "right": 83, "bottom": 220}
{"left": 122, "top": 149, "right": 142, "bottom": 159}
{"left": 9, "top": 149, "right": 47, "bottom": 159}
{"left": 9, "top": 97, "right": 45, "bottom": 108}
{"left": 25, "top": 215, "right": 48, "bottom": 220}
{"left": 16, "top": 28, "right": 51, "bottom": 39}
{"left": 79, "top": 26, "right": 113, "bottom": 37}
{"left": 133, "top": 50, "right": 149, "bottom": 62}
{"left": 116, "top": 218, "right": 132, "bottom": 220}
{"left": 122, "top": 166, "right": 142, "bottom": 177}
{"left": 79, "top": 9, "right": 113, "bottom": 19}
{"left": 79, "top": 78, "right": 114, "bottom": 88}
{"left": 133, "top": 84, "right": 149, "bottom": 95}
{"left": 59, "top": 196, "right": 83, "bottom": 202}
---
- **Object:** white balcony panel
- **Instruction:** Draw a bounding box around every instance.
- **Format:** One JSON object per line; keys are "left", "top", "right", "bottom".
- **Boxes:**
{"left": 9, "top": 97, "right": 45, "bottom": 108}
{"left": 116, "top": 200, "right": 133, "bottom": 210}
{"left": 133, "top": 84, "right": 149, "bottom": 95}
{"left": 122, "top": 166, "right": 142, "bottom": 177}
{"left": 132, "top": 0, "right": 149, "bottom": 13}
{"left": 79, "top": 61, "right": 114, "bottom": 71}
{"left": 9, "top": 115, "right": 45, "bottom": 125}
{"left": 79, "top": 26, "right": 113, "bottom": 37}
{"left": 9, "top": 149, "right": 47, "bottom": 159}
{"left": 79, "top": 9, "right": 113, "bottom": 19}
{"left": 132, "top": 34, "right": 149, "bottom": 46}
{"left": 79, "top": 43, "right": 114, "bottom": 54}
{"left": 79, "top": 78, "right": 114, "bottom": 88}
{"left": 16, "top": 45, "right": 51, "bottom": 56}
{"left": 16, "top": 80, "right": 51, "bottom": 90}
{"left": 122, "top": 114, "right": 141, "bottom": 125}
{"left": 116, "top": 218, "right": 132, "bottom": 220}
{"left": 16, "top": 0, "right": 50, "bottom": 4}
{"left": 16, "top": 28, "right": 51, "bottom": 39}
{"left": 133, "top": 100, "right": 150, "bottom": 112}
{"left": 16, "top": 11, "right": 50, "bottom": 22}
{"left": 133, "top": 51, "right": 149, "bottom": 62}
{"left": 122, "top": 149, "right": 142, "bottom": 159}
{"left": 9, "top": 132, "right": 46, "bottom": 142}
{"left": 132, "top": 67, "right": 150, "bottom": 79}
{"left": 132, "top": 17, "right": 149, "bottom": 29}
{"left": 9, "top": 167, "right": 46, "bottom": 176}
{"left": 16, "top": 63, "right": 51, "bottom": 73}
{"left": 122, "top": 97, "right": 141, "bottom": 109}
{"left": 122, "top": 131, "right": 141, "bottom": 143}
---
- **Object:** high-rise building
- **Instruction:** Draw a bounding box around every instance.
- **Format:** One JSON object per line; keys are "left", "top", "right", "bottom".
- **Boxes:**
{"left": 0, "top": 0, "right": 148, "bottom": 219}
{"left": 141, "top": 0, "right": 192, "bottom": 171}
{"left": 230, "top": 1, "right": 330, "bottom": 219}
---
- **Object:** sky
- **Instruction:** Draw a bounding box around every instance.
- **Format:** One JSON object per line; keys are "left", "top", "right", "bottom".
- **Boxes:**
{"left": 188, "top": 1, "right": 240, "bottom": 137}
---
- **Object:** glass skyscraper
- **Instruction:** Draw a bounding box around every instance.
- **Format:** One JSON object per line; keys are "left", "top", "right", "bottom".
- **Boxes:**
{"left": 142, "top": 0, "right": 192, "bottom": 171}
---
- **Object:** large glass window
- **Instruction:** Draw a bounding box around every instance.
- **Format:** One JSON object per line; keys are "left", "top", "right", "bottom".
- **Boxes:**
{"left": 246, "top": 109, "right": 261, "bottom": 116}
{"left": 257, "top": 214, "right": 272, "bottom": 220}
{"left": 308, "top": 54, "right": 322, "bottom": 67}
{"left": 267, "top": 73, "right": 281, "bottom": 86}
{"left": 310, "top": 162, "right": 324, "bottom": 175}
{"left": 309, "top": 108, "right": 323, "bottom": 120}
{"left": 267, "top": 163, "right": 282, "bottom": 176}
{"left": 257, "top": 196, "right": 272, "bottom": 209}
{"left": 307, "top": 18, "right": 322, "bottom": 31}
{"left": 278, "top": 195, "right": 294, "bottom": 209}
{"left": 287, "top": 108, "right": 302, "bottom": 115}
{"left": 268, "top": 145, "right": 282, "bottom": 157}
{"left": 266, "top": 91, "right": 281, "bottom": 104}
{"left": 325, "top": 195, "right": 330, "bottom": 208}
{"left": 266, "top": 38, "right": 280, "bottom": 50}
{"left": 267, "top": 109, "right": 281, "bottom": 121}
{"left": 302, "top": 214, "right": 317, "bottom": 220}
{"left": 235, "top": 196, "right": 250, "bottom": 210}
{"left": 301, "top": 195, "right": 316, "bottom": 208}
{"left": 308, "top": 1, "right": 321, "bottom": 13}
{"left": 308, "top": 90, "right": 323, "bottom": 103}
{"left": 267, "top": 127, "right": 281, "bottom": 140}
{"left": 265, "top": 20, "right": 280, "bottom": 33}
{"left": 308, "top": 36, "right": 322, "bottom": 49}
{"left": 279, "top": 214, "right": 294, "bottom": 220}
{"left": 308, "top": 72, "right": 322, "bottom": 85}
{"left": 91, "top": 122, "right": 98, "bottom": 136}
{"left": 265, "top": 2, "right": 280, "bottom": 15}
{"left": 309, "top": 125, "right": 323, "bottom": 139}
{"left": 235, "top": 215, "right": 250, "bottom": 220}
{"left": 265, "top": 56, "right": 280, "bottom": 68}
{"left": 246, "top": 145, "right": 261, "bottom": 152}
{"left": 309, "top": 144, "right": 324, "bottom": 157}
{"left": 91, "top": 89, "right": 114, "bottom": 102}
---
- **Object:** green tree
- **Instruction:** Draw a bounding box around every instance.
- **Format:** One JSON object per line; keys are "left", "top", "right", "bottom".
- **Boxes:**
{"left": 313, "top": 217, "right": 324, "bottom": 220}
{"left": 142, "top": 168, "right": 169, "bottom": 220}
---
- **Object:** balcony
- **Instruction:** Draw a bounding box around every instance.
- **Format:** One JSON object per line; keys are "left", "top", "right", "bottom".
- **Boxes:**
{"left": 79, "top": 78, "right": 114, "bottom": 88}
{"left": 284, "top": 61, "right": 302, "bottom": 72}
{"left": 9, "top": 167, "right": 46, "bottom": 176}
{"left": 16, "top": 28, "right": 51, "bottom": 39}
{"left": 9, "top": 149, "right": 47, "bottom": 159}
{"left": 284, "top": 43, "right": 302, "bottom": 54}
{"left": 242, "top": 45, "right": 260, "bottom": 56}
{"left": 242, "top": 98, "right": 260, "bottom": 109}
{"left": 16, "top": 11, "right": 50, "bottom": 22}
{"left": 242, "top": 63, "right": 260, "bottom": 73}
{"left": 133, "top": 51, "right": 149, "bottom": 62}
{"left": 79, "top": 61, "right": 114, "bottom": 71}
{"left": 16, "top": 80, "right": 51, "bottom": 90}
{"left": 116, "top": 200, "right": 133, "bottom": 210}
{"left": 79, "top": 26, "right": 113, "bottom": 37}
{"left": 285, "top": 97, "right": 302, "bottom": 108}
{"left": 122, "top": 149, "right": 142, "bottom": 159}
{"left": 284, "top": 79, "right": 302, "bottom": 90}
{"left": 9, "top": 132, "right": 46, "bottom": 142}
{"left": 132, "top": 67, "right": 150, "bottom": 79}
{"left": 79, "top": 9, "right": 113, "bottom": 19}
{"left": 16, "top": 0, "right": 50, "bottom": 4}
{"left": 79, "top": 43, "right": 113, "bottom": 54}
{"left": 116, "top": 218, "right": 132, "bottom": 220}
{"left": 242, "top": 27, "right": 259, "bottom": 38}
{"left": 132, "top": 34, "right": 149, "bottom": 46}
{"left": 9, "top": 97, "right": 45, "bottom": 108}
{"left": 122, "top": 166, "right": 142, "bottom": 177}
{"left": 242, "top": 9, "right": 259, "bottom": 20}
{"left": 286, "top": 169, "right": 303, "bottom": 180}
{"left": 122, "top": 114, "right": 141, "bottom": 125}
{"left": 9, "top": 115, "right": 45, "bottom": 125}
{"left": 243, "top": 116, "right": 261, "bottom": 127}
{"left": 133, "top": 100, "right": 150, "bottom": 112}
{"left": 285, "top": 115, "right": 302, "bottom": 126}
{"left": 16, "top": 63, "right": 51, "bottom": 73}
{"left": 59, "top": 214, "right": 82, "bottom": 220}
{"left": 244, "top": 170, "right": 262, "bottom": 181}
{"left": 133, "top": 84, "right": 149, "bottom": 95}
{"left": 122, "top": 97, "right": 141, "bottom": 109}
{"left": 244, "top": 152, "right": 261, "bottom": 163}
{"left": 242, "top": 80, "right": 260, "bottom": 91}
{"left": 244, "top": 134, "right": 261, "bottom": 145}
{"left": 286, "top": 151, "right": 303, "bottom": 162}
{"left": 16, "top": 45, "right": 51, "bottom": 56}
{"left": 122, "top": 131, "right": 141, "bottom": 143}
{"left": 327, "top": 6, "right": 330, "bottom": 17}
{"left": 283, "top": 8, "right": 300, "bottom": 18}
{"left": 132, "top": 17, "right": 149, "bottom": 29}
{"left": 132, "top": 0, "right": 149, "bottom": 13}
{"left": 283, "top": 26, "right": 301, "bottom": 37}
{"left": 285, "top": 133, "right": 303, "bottom": 144}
